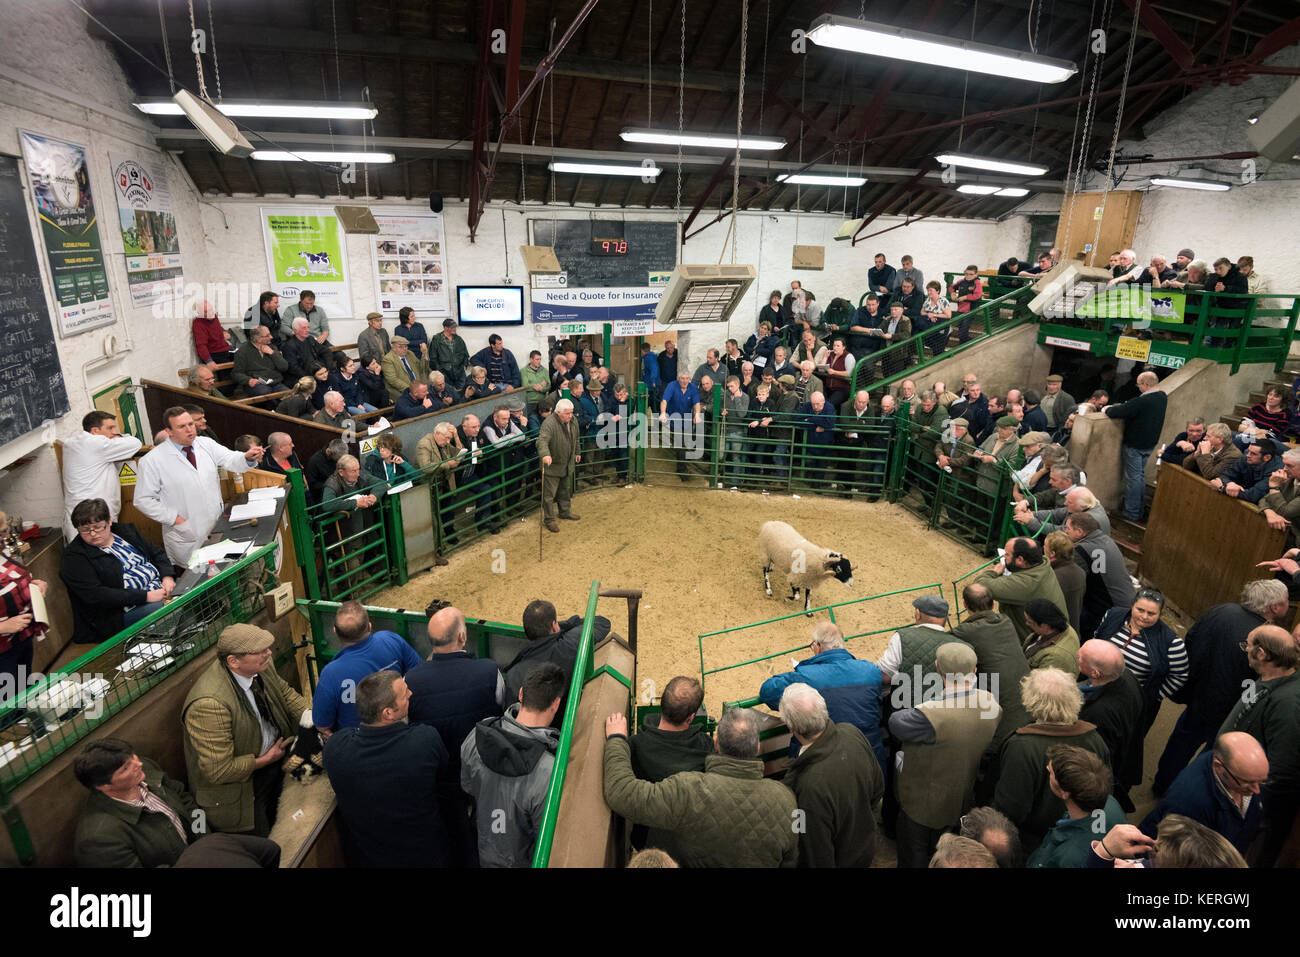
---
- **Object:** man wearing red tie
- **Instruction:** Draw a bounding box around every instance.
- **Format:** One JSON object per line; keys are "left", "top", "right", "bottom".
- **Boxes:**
{"left": 135, "top": 406, "right": 265, "bottom": 566}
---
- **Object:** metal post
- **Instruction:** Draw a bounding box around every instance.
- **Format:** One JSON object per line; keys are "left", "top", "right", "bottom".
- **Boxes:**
{"left": 285, "top": 469, "right": 320, "bottom": 601}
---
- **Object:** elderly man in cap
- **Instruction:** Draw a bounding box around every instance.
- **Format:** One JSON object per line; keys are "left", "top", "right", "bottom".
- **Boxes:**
{"left": 381, "top": 335, "right": 431, "bottom": 401}
{"left": 357, "top": 311, "right": 391, "bottom": 366}
{"left": 430, "top": 317, "right": 471, "bottom": 391}
{"left": 181, "top": 624, "right": 311, "bottom": 837}
{"left": 537, "top": 397, "right": 581, "bottom": 532}
{"left": 877, "top": 594, "right": 969, "bottom": 694}
{"left": 1040, "top": 376, "right": 1076, "bottom": 430}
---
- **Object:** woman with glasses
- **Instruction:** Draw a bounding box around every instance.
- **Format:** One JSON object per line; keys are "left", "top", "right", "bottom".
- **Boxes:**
{"left": 1093, "top": 588, "right": 1188, "bottom": 740}
{"left": 58, "top": 498, "right": 175, "bottom": 645}
{"left": 0, "top": 510, "right": 49, "bottom": 702}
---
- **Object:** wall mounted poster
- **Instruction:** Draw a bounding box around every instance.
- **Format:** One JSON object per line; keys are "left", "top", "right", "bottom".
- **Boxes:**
{"left": 19, "top": 131, "right": 115, "bottom": 336}
{"left": 371, "top": 209, "right": 450, "bottom": 316}
{"left": 108, "top": 151, "right": 184, "bottom": 308}
{"left": 260, "top": 206, "right": 353, "bottom": 316}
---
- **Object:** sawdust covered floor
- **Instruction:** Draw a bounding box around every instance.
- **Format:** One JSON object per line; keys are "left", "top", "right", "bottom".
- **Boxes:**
{"left": 372, "top": 481, "right": 984, "bottom": 716}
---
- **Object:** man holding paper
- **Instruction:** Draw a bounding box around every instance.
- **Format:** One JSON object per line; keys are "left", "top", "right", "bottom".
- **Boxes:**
{"left": 135, "top": 407, "right": 265, "bottom": 567}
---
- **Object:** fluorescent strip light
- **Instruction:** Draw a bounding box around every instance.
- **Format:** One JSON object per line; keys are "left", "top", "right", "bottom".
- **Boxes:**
{"left": 957, "top": 185, "right": 1030, "bottom": 197}
{"left": 936, "top": 152, "right": 1048, "bottom": 176}
{"left": 1150, "top": 177, "right": 1230, "bottom": 191}
{"left": 994, "top": 187, "right": 1029, "bottom": 197}
{"left": 136, "top": 100, "right": 378, "bottom": 120}
{"left": 777, "top": 173, "right": 868, "bottom": 186}
{"left": 251, "top": 150, "right": 395, "bottom": 163}
{"left": 807, "top": 15, "right": 1077, "bottom": 83}
{"left": 620, "top": 128, "right": 786, "bottom": 150}
{"left": 548, "top": 161, "right": 660, "bottom": 177}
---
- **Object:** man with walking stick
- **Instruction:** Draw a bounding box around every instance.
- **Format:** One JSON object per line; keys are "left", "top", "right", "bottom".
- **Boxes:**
{"left": 538, "top": 398, "right": 581, "bottom": 534}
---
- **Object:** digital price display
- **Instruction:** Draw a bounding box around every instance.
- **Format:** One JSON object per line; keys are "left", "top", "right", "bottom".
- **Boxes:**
{"left": 589, "top": 238, "right": 629, "bottom": 256}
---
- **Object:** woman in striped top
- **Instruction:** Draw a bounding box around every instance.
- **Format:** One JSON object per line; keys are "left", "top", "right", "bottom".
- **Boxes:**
{"left": 1093, "top": 588, "right": 1188, "bottom": 740}
{"left": 1246, "top": 386, "right": 1294, "bottom": 440}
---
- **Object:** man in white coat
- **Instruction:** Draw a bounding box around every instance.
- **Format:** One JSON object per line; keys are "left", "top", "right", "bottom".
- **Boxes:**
{"left": 61, "top": 411, "right": 143, "bottom": 540}
{"left": 135, "top": 406, "right": 265, "bottom": 566}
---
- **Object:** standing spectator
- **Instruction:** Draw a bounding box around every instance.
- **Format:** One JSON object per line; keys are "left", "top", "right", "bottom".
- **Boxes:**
{"left": 191, "top": 301, "right": 236, "bottom": 370}
{"left": 720, "top": 376, "right": 751, "bottom": 488}
{"left": 1064, "top": 512, "right": 1133, "bottom": 640}
{"left": 357, "top": 311, "right": 391, "bottom": 366}
{"left": 949, "top": 265, "right": 984, "bottom": 343}
{"left": 1022, "top": 598, "right": 1081, "bottom": 674}
{"left": 1104, "top": 370, "right": 1167, "bottom": 521}
{"left": 974, "top": 537, "right": 1068, "bottom": 644}
{"left": 1077, "top": 638, "right": 1145, "bottom": 811}
{"left": 631, "top": 676, "right": 712, "bottom": 781}
{"left": 520, "top": 350, "right": 550, "bottom": 414}
{"left": 306, "top": 439, "right": 348, "bottom": 504}
{"left": 430, "top": 318, "right": 470, "bottom": 391}
{"left": 1094, "top": 588, "right": 1187, "bottom": 745}
{"left": 997, "top": 256, "right": 1024, "bottom": 280}
{"left": 282, "top": 317, "right": 335, "bottom": 383}
{"left": 60, "top": 411, "right": 143, "bottom": 541}
{"left": 757, "top": 289, "right": 783, "bottom": 331}
{"left": 1027, "top": 745, "right": 1125, "bottom": 867}
{"left": 890, "top": 642, "right": 1001, "bottom": 867}
{"left": 639, "top": 342, "right": 662, "bottom": 407}
{"left": 0, "top": 510, "right": 47, "bottom": 708}
{"left": 890, "top": 255, "right": 924, "bottom": 298}
{"left": 1211, "top": 438, "right": 1284, "bottom": 503}
{"left": 1044, "top": 531, "right": 1086, "bottom": 635}
{"left": 658, "top": 339, "right": 679, "bottom": 383}
{"left": 364, "top": 433, "right": 415, "bottom": 485}
{"left": 949, "top": 583, "right": 1033, "bottom": 757}
{"left": 599, "top": 382, "right": 633, "bottom": 485}
{"left": 868, "top": 252, "right": 896, "bottom": 308}
{"left": 879, "top": 301, "right": 913, "bottom": 377}
{"left": 260, "top": 432, "right": 302, "bottom": 478}
{"left": 280, "top": 290, "right": 330, "bottom": 342}
{"left": 820, "top": 337, "right": 855, "bottom": 410}
{"left": 323, "top": 670, "right": 452, "bottom": 867}
{"left": 461, "top": 663, "right": 565, "bottom": 868}
{"left": 471, "top": 334, "right": 522, "bottom": 390}
{"left": 779, "top": 683, "right": 885, "bottom": 868}
{"left": 502, "top": 599, "right": 610, "bottom": 703}
{"left": 1237, "top": 256, "right": 1266, "bottom": 295}
{"left": 659, "top": 371, "right": 702, "bottom": 482}
{"left": 1039, "top": 376, "right": 1076, "bottom": 431}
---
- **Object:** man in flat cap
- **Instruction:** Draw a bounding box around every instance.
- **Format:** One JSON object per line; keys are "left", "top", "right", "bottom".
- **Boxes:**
{"left": 382, "top": 335, "right": 430, "bottom": 401}
{"left": 181, "top": 624, "right": 311, "bottom": 837}
{"left": 1040, "top": 375, "right": 1076, "bottom": 431}
{"left": 430, "top": 317, "right": 471, "bottom": 391}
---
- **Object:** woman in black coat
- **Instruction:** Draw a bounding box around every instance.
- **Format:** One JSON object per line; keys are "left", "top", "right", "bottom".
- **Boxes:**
{"left": 1091, "top": 589, "right": 1189, "bottom": 741}
{"left": 59, "top": 499, "right": 174, "bottom": 645}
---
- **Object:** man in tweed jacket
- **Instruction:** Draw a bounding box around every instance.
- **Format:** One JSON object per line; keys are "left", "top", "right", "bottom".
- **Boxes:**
{"left": 181, "top": 624, "right": 309, "bottom": 837}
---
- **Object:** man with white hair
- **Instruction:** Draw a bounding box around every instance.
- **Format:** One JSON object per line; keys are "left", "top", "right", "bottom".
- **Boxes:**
{"left": 1104, "top": 370, "right": 1167, "bottom": 521}
{"left": 779, "top": 683, "right": 885, "bottom": 868}
{"left": 537, "top": 397, "right": 580, "bottom": 533}
{"left": 313, "top": 390, "right": 350, "bottom": 429}
{"left": 994, "top": 667, "right": 1110, "bottom": 846}
{"left": 1258, "top": 447, "right": 1300, "bottom": 534}
{"left": 1184, "top": 421, "right": 1240, "bottom": 480}
{"left": 792, "top": 360, "right": 823, "bottom": 404}
{"left": 1015, "top": 485, "right": 1110, "bottom": 537}
{"left": 1107, "top": 248, "right": 1144, "bottom": 286}
{"left": 1154, "top": 580, "right": 1290, "bottom": 795}
{"left": 283, "top": 316, "right": 335, "bottom": 382}
{"left": 889, "top": 642, "right": 1001, "bottom": 867}
{"left": 1077, "top": 638, "right": 1145, "bottom": 811}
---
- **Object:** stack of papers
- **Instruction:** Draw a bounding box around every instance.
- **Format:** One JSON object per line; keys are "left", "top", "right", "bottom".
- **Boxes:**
{"left": 246, "top": 486, "right": 285, "bottom": 500}
{"left": 230, "top": 499, "right": 277, "bottom": 521}
{"left": 190, "top": 539, "right": 252, "bottom": 566}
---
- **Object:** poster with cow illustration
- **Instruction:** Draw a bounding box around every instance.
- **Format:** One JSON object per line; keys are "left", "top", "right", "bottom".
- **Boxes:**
{"left": 260, "top": 206, "right": 353, "bottom": 317}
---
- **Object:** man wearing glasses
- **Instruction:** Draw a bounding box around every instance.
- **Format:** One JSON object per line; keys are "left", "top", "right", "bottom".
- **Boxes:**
{"left": 181, "top": 624, "right": 311, "bottom": 838}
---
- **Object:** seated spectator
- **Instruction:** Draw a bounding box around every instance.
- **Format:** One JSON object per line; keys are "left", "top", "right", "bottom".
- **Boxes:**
{"left": 631, "top": 676, "right": 711, "bottom": 782}
{"left": 180, "top": 403, "right": 218, "bottom": 442}
{"left": 73, "top": 739, "right": 196, "bottom": 867}
{"left": 1140, "top": 732, "right": 1266, "bottom": 856}
{"left": 1238, "top": 255, "right": 1266, "bottom": 295}
{"left": 281, "top": 289, "right": 330, "bottom": 342}
{"left": 769, "top": 345, "right": 794, "bottom": 381}
{"left": 1259, "top": 447, "right": 1300, "bottom": 536}
{"left": 1065, "top": 512, "right": 1133, "bottom": 640}
{"left": 918, "top": 280, "right": 952, "bottom": 356}
{"left": 462, "top": 365, "right": 506, "bottom": 404}
{"left": 59, "top": 498, "right": 173, "bottom": 644}
{"left": 357, "top": 311, "right": 391, "bottom": 366}
{"left": 1183, "top": 421, "right": 1240, "bottom": 479}
{"left": 331, "top": 355, "right": 379, "bottom": 416}
{"left": 394, "top": 380, "right": 436, "bottom": 420}
{"left": 231, "top": 433, "right": 261, "bottom": 455}
{"left": 1022, "top": 252, "right": 1055, "bottom": 276}
{"left": 320, "top": 454, "right": 380, "bottom": 544}
{"left": 1027, "top": 745, "right": 1125, "bottom": 867}
{"left": 1106, "top": 249, "right": 1144, "bottom": 287}
{"left": 393, "top": 306, "right": 429, "bottom": 358}
{"left": 282, "top": 317, "right": 335, "bottom": 382}
{"left": 890, "top": 642, "right": 1001, "bottom": 867}
{"left": 743, "top": 321, "right": 780, "bottom": 368}
{"left": 1094, "top": 588, "right": 1186, "bottom": 748}
{"left": 260, "top": 432, "right": 302, "bottom": 478}
{"left": 1077, "top": 638, "right": 1145, "bottom": 812}
{"left": 502, "top": 599, "right": 611, "bottom": 703}
{"left": 230, "top": 325, "right": 288, "bottom": 398}
{"left": 929, "top": 834, "right": 997, "bottom": 868}
{"left": 759, "top": 621, "right": 886, "bottom": 769}
{"left": 382, "top": 336, "right": 430, "bottom": 401}
{"left": 306, "top": 438, "right": 348, "bottom": 503}
{"left": 191, "top": 300, "right": 236, "bottom": 370}
{"left": 356, "top": 356, "right": 389, "bottom": 409}
{"left": 1160, "top": 417, "right": 1207, "bottom": 468}
{"left": 1145, "top": 255, "right": 1178, "bottom": 286}
{"left": 324, "top": 670, "right": 452, "bottom": 867}
{"left": 780, "top": 683, "right": 884, "bottom": 868}
{"left": 603, "top": 706, "right": 799, "bottom": 868}
{"left": 461, "top": 662, "right": 565, "bottom": 867}
{"left": 993, "top": 667, "right": 1109, "bottom": 846}
{"left": 365, "top": 433, "right": 415, "bottom": 485}
{"left": 1210, "top": 436, "right": 1283, "bottom": 502}
{"left": 313, "top": 390, "right": 351, "bottom": 429}
{"left": 1247, "top": 386, "right": 1293, "bottom": 439}
{"left": 243, "top": 291, "right": 284, "bottom": 341}
{"left": 470, "top": 334, "right": 522, "bottom": 390}
{"left": 426, "top": 370, "right": 459, "bottom": 410}
{"left": 187, "top": 363, "right": 220, "bottom": 398}
{"left": 758, "top": 289, "right": 784, "bottom": 331}
{"left": 1232, "top": 416, "right": 1259, "bottom": 453}
{"left": 1166, "top": 259, "right": 1212, "bottom": 291}
{"left": 958, "top": 806, "right": 1023, "bottom": 867}
{"left": 1022, "top": 598, "right": 1081, "bottom": 674}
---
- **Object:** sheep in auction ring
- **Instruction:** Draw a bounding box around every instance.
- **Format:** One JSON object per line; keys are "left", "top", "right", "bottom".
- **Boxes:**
{"left": 758, "top": 521, "right": 854, "bottom": 614}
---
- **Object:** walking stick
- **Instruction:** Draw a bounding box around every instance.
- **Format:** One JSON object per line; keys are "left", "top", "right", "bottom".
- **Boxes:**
{"left": 538, "top": 459, "right": 545, "bottom": 561}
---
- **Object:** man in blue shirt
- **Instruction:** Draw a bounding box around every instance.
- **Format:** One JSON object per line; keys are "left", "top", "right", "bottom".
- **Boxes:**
{"left": 313, "top": 601, "right": 422, "bottom": 734}
{"left": 660, "top": 371, "right": 701, "bottom": 481}
{"left": 796, "top": 391, "right": 837, "bottom": 487}
{"left": 640, "top": 342, "right": 661, "bottom": 407}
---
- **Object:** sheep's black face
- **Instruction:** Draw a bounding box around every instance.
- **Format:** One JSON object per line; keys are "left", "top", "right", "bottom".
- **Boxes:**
{"left": 830, "top": 557, "right": 853, "bottom": 586}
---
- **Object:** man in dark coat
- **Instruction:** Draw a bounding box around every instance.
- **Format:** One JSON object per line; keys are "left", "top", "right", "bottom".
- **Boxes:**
{"left": 1077, "top": 639, "right": 1145, "bottom": 812}
{"left": 950, "top": 583, "right": 1033, "bottom": 759}
{"left": 780, "top": 684, "right": 884, "bottom": 868}
{"left": 1103, "top": 370, "right": 1167, "bottom": 521}
{"left": 631, "top": 676, "right": 712, "bottom": 781}
{"left": 503, "top": 599, "right": 612, "bottom": 704}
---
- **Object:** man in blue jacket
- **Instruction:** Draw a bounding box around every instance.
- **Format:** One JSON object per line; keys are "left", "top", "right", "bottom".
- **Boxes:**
{"left": 796, "top": 391, "right": 837, "bottom": 487}
{"left": 640, "top": 342, "right": 661, "bottom": 407}
{"left": 759, "top": 621, "right": 886, "bottom": 770}
{"left": 1210, "top": 438, "right": 1284, "bottom": 503}
{"left": 470, "top": 334, "right": 522, "bottom": 389}
{"left": 1140, "top": 733, "right": 1267, "bottom": 856}
{"left": 313, "top": 601, "right": 422, "bottom": 734}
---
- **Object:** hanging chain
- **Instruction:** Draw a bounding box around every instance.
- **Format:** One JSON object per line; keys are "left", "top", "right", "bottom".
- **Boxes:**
{"left": 676, "top": 0, "right": 685, "bottom": 228}
{"left": 956, "top": 1, "right": 977, "bottom": 150}
{"left": 758, "top": 0, "right": 769, "bottom": 134}
{"left": 1062, "top": 0, "right": 1108, "bottom": 264}
{"left": 795, "top": 55, "right": 805, "bottom": 243}
{"left": 206, "top": 0, "right": 222, "bottom": 102}
{"left": 186, "top": 0, "right": 209, "bottom": 100}
{"left": 730, "top": 0, "right": 748, "bottom": 264}
{"left": 1090, "top": 0, "right": 1141, "bottom": 257}
{"left": 157, "top": 0, "right": 175, "bottom": 93}
{"left": 648, "top": 0, "right": 653, "bottom": 127}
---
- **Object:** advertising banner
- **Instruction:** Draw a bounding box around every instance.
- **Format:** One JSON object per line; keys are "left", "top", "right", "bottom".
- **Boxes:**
{"left": 261, "top": 206, "right": 352, "bottom": 316}
{"left": 19, "top": 131, "right": 115, "bottom": 336}
{"left": 371, "top": 209, "right": 450, "bottom": 316}
{"left": 108, "top": 151, "right": 183, "bottom": 308}
{"left": 530, "top": 287, "right": 663, "bottom": 325}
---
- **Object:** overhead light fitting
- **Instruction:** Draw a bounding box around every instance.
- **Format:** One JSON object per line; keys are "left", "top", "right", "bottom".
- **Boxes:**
{"left": 935, "top": 152, "right": 1049, "bottom": 176}
{"left": 956, "top": 185, "right": 1030, "bottom": 196}
{"left": 806, "top": 14, "right": 1078, "bottom": 84}
{"left": 548, "top": 161, "right": 660, "bottom": 177}
{"left": 251, "top": 150, "right": 395, "bottom": 163}
{"left": 136, "top": 99, "right": 378, "bottom": 120}
{"left": 777, "top": 173, "right": 868, "bottom": 186}
{"left": 170, "top": 89, "right": 253, "bottom": 157}
{"left": 1150, "top": 176, "right": 1231, "bottom": 191}
{"left": 620, "top": 128, "right": 786, "bottom": 150}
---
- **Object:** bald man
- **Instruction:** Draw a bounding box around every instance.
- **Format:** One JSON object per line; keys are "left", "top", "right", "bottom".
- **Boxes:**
{"left": 1077, "top": 639, "right": 1145, "bottom": 811}
{"left": 311, "top": 600, "right": 423, "bottom": 735}
{"left": 406, "top": 605, "right": 506, "bottom": 753}
{"left": 1104, "top": 371, "right": 1167, "bottom": 520}
{"left": 1139, "top": 732, "right": 1268, "bottom": 854}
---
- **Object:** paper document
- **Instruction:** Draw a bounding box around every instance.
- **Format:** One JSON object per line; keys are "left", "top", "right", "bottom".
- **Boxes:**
{"left": 28, "top": 585, "right": 49, "bottom": 627}
{"left": 387, "top": 481, "right": 414, "bottom": 495}
{"left": 367, "top": 417, "right": 392, "bottom": 435}
{"left": 230, "top": 499, "right": 276, "bottom": 520}
{"left": 246, "top": 486, "right": 285, "bottom": 500}
{"left": 191, "top": 540, "right": 251, "bottom": 565}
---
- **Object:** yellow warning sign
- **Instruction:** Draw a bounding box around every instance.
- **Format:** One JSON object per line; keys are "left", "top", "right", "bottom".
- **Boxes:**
{"left": 1093, "top": 206, "right": 1104, "bottom": 220}
{"left": 1115, "top": 336, "right": 1152, "bottom": 362}
{"left": 118, "top": 462, "right": 137, "bottom": 486}
{"left": 360, "top": 437, "right": 376, "bottom": 455}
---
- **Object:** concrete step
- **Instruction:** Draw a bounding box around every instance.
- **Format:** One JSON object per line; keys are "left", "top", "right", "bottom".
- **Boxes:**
{"left": 1222, "top": 414, "right": 1242, "bottom": 431}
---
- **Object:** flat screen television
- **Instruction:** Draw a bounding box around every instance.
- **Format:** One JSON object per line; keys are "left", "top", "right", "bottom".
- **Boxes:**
{"left": 456, "top": 285, "right": 526, "bottom": 326}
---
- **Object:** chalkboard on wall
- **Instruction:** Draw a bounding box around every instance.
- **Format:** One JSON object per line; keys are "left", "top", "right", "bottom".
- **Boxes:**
{"left": 530, "top": 219, "right": 678, "bottom": 287}
{"left": 0, "top": 153, "right": 71, "bottom": 447}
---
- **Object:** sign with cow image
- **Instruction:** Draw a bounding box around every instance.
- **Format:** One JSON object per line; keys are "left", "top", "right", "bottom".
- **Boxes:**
{"left": 260, "top": 205, "right": 353, "bottom": 316}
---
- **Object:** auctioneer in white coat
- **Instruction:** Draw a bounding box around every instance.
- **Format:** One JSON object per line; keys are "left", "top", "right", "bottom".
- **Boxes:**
{"left": 135, "top": 437, "right": 257, "bottom": 565}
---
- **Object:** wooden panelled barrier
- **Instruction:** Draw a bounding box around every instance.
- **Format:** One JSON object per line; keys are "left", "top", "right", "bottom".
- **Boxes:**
{"left": 1139, "top": 463, "right": 1286, "bottom": 619}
